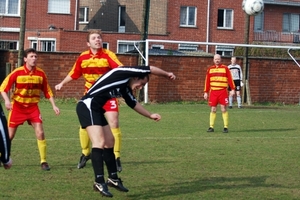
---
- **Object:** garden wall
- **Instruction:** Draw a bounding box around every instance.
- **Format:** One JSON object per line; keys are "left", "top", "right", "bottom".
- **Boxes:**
{"left": 1, "top": 50, "right": 299, "bottom": 104}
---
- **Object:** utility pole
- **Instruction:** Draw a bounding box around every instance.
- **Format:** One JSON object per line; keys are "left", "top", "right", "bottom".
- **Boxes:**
{"left": 18, "top": 0, "right": 27, "bottom": 67}
{"left": 140, "top": 0, "right": 150, "bottom": 65}
{"left": 138, "top": 0, "right": 150, "bottom": 101}
{"left": 242, "top": 13, "right": 251, "bottom": 105}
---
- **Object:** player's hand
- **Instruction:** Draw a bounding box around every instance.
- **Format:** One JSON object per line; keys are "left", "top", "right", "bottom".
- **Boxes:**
{"left": 55, "top": 83, "right": 63, "bottom": 91}
{"left": 167, "top": 72, "right": 176, "bottom": 80}
{"left": 203, "top": 92, "right": 208, "bottom": 100}
{"left": 150, "top": 113, "right": 161, "bottom": 121}
{"left": 53, "top": 106, "right": 60, "bottom": 115}
{"left": 4, "top": 101, "right": 12, "bottom": 111}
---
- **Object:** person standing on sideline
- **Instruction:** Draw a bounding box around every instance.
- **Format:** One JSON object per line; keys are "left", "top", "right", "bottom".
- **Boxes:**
{"left": 76, "top": 65, "right": 176, "bottom": 197}
{"left": 55, "top": 30, "right": 124, "bottom": 171}
{"left": 0, "top": 48, "right": 60, "bottom": 171}
{"left": 228, "top": 56, "right": 243, "bottom": 108}
{"left": 204, "top": 54, "right": 235, "bottom": 133}
{"left": 0, "top": 103, "right": 12, "bottom": 169}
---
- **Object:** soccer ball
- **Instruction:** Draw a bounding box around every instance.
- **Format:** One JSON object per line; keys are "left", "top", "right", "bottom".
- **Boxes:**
{"left": 243, "top": 0, "right": 264, "bottom": 16}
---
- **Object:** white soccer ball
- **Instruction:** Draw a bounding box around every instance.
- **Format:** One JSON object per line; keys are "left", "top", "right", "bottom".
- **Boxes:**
{"left": 243, "top": 0, "right": 264, "bottom": 16}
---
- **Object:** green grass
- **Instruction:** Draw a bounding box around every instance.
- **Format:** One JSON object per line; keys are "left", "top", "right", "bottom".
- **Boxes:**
{"left": 1, "top": 101, "right": 300, "bottom": 200}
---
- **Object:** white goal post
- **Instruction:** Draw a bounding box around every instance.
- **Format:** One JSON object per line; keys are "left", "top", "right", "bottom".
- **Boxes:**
{"left": 126, "top": 39, "right": 300, "bottom": 103}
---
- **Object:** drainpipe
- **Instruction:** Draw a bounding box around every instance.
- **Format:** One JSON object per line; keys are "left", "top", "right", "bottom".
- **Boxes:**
{"left": 74, "top": 0, "right": 78, "bottom": 30}
{"left": 206, "top": 0, "right": 210, "bottom": 53}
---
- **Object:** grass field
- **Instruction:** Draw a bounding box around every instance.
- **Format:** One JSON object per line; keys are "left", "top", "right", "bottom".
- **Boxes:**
{"left": 1, "top": 100, "right": 300, "bottom": 200}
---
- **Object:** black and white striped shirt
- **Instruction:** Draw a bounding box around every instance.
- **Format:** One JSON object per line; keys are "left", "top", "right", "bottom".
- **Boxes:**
{"left": 81, "top": 66, "right": 151, "bottom": 110}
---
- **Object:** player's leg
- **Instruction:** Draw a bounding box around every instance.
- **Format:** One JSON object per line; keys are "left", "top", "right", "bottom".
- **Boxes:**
{"left": 228, "top": 87, "right": 233, "bottom": 108}
{"left": 236, "top": 91, "right": 242, "bottom": 108}
{"left": 87, "top": 125, "right": 113, "bottom": 197}
{"left": 220, "top": 89, "right": 229, "bottom": 133}
{"left": 29, "top": 106, "right": 50, "bottom": 171}
{"left": 104, "top": 98, "right": 123, "bottom": 172}
{"left": 101, "top": 125, "right": 129, "bottom": 193}
{"left": 32, "top": 122, "right": 50, "bottom": 171}
{"left": 0, "top": 105, "right": 12, "bottom": 169}
{"left": 77, "top": 127, "right": 91, "bottom": 169}
{"left": 235, "top": 81, "right": 242, "bottom": 108}
{"left": 207, "top": 92, "right": 217, "bottom": 132}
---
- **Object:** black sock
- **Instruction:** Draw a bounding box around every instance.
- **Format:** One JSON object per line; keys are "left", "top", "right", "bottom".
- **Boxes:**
{"left": 103, "top": 148, "right": 118, "bottom": 179}
{"left": 91, "top": 148, "right": 105, "bottom": 183}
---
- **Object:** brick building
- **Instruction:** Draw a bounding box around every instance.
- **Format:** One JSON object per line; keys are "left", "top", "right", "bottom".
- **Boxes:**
{"left": 1, "top": 0, "right": 300, "bottom": 54}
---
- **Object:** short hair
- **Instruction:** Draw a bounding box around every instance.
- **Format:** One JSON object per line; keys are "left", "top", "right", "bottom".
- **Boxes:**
{"left": 87, "top": 30, "right": 102, "bottom": 42}
{"left": 23, "top": 48, "right": 37, "bottom": 58}
{"left": 137, "top": 74, "right": 149, "bottom": 82}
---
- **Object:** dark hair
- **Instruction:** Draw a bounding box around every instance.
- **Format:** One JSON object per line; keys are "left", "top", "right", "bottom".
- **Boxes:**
{"left": 23, "top": 48, "right": 37, "bottom": 58}
{"left": 137, "top": 74, "right": 149, "bottom": 81}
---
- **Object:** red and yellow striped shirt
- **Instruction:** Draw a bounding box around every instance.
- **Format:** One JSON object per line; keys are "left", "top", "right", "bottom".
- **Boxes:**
{"left": 204, "top": 64, "right": 235, "bottom": 92}
{"left": 69, "top": 48, "right": 123, "bottom": 93}
{"left": 0, "top": 65, "right": 53, "bottom": 107}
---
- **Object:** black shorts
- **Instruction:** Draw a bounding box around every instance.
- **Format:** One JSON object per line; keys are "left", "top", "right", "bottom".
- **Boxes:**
{"left": 229, "top": 80, "right": 241, "bottom": 91}
{"left": 76, "top": 101, "right": 108, "bottom": 129}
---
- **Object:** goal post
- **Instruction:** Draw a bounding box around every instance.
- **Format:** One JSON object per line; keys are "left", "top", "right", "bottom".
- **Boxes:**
{"left": 129, "top": 39, "right": 300, "bottom": 104}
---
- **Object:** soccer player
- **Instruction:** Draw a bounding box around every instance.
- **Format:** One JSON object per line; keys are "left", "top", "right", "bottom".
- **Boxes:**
{"left": 0, "top": 103, "right": 12, "bottom": 169}
{"left": 204, "top": 54, "right": 235, "bottom": 133}
{"left": 228, "top": 56, "right": 243, "bottom": 108}
{"left": 55, "top": 30, "right": 124, "bottom": 171}
{"left": 76, "top": 65, "right": 176, "bottom": 197}
{"left": 0, "top": 48, "right": 60, "bottom": 171}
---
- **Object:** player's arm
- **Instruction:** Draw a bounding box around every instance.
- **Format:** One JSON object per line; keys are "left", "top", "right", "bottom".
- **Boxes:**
{"left": 203, "top": 69, "right": 210, "bottom": 100}
{"left": 0, "top": 92, "right": 11, "bottom": 110}
{"left": 48, "top": 97, "right": 60, "bottom": 115}
{"left": 55, "top": 75, "right": 74, "bottom": 90}
{"left": 149, "top": 66, "right": 176, "bottom": 80}
{"left": 133, "top": 102, "right": 161, "bottom": 121}
{"left": 122, "top": 87, "right": 160, "bottom": 121}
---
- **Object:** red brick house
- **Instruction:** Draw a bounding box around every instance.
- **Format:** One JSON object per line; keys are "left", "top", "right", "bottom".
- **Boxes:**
{"left": 1, "top": 0, "right": 300, "bottom": 54}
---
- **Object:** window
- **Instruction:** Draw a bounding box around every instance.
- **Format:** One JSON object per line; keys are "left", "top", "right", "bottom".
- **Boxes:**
{"left": 254, "top": 12, "right": 264, "bottom": 32}
{"left": 48, "top": 0, "right": 70, "bottom": 14}
{"left": 117, "top": 41, "right": 137, "bottom": 53}
{"left": 40, "top": 40, "right": 55, "bottom": 52}
{"left": 0, "top": 0, "right": 19, "bottom": 15}
{"left": 152, "top": 45, "right": 164, "bottom": 49}
{"left": 0, "top": 40, "right": 18, "bottom": 50}
{"left": 103, "top": 42, "right": 109, "bottom": 49}
{"left": 30, "top": 38, "right": 56, "bottom": 52}
{"left": 216, "top": 45, "right": 234, "bottom": 56}
{"left": 79, "top": 7, "right": 89, "bottom": 23}
{"left": 180, "top": 6, "right": 196, "bottom": 27}
{"left": 118, "top": 6, "right": 126, "bottom": 33}
{"left": 217, "top": 9, "right": 233, "bottom": 29}
{"left": 283, "top": 13, "right": 300, "bottom": 32}
{"left": 178, "top": 43, "right": 198, "bottom": 51}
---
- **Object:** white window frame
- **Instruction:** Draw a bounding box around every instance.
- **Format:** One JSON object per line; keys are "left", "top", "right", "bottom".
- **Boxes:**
{"left": 117, "top": 41, "right": 138, "bottom": 53}
{"left": 216, "top": 45, "right": 234, "bottom": 56}
{"left": 0, "top": 40, "right": 18, "bottom": 50}
{"left": 283, "top": 13, "right": 300, "bottom": 33}
{"left": 28, "top": 37, "right": 56, "bottom": 52}
{"left": 79, "top": 7, "right": 89, "bottom": 24}
{"left": 118, "top": 6, "right": 126, "bottom": 33}
{"left": 103, "top": 42, "right": 109, "bottom": 49}
{"left": 0, "top": 0, "right": 20, "bottom": 16}
{"left": 180, "top": 6, "right": 197, "bottom": 27}
{"left": 217, "top": 9, "right": 233, "bottom": 29}
{"left": 254, "top": 12, "right": 264, "bottom": 32}
{"left": 48, "top": 0, "right": 70, "bottom": 14}
{"left": 178, "top": 43, "right": 198, "bottom": 51}
{"left": 151, "top": 45, "right": 164, "bottom": 49}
